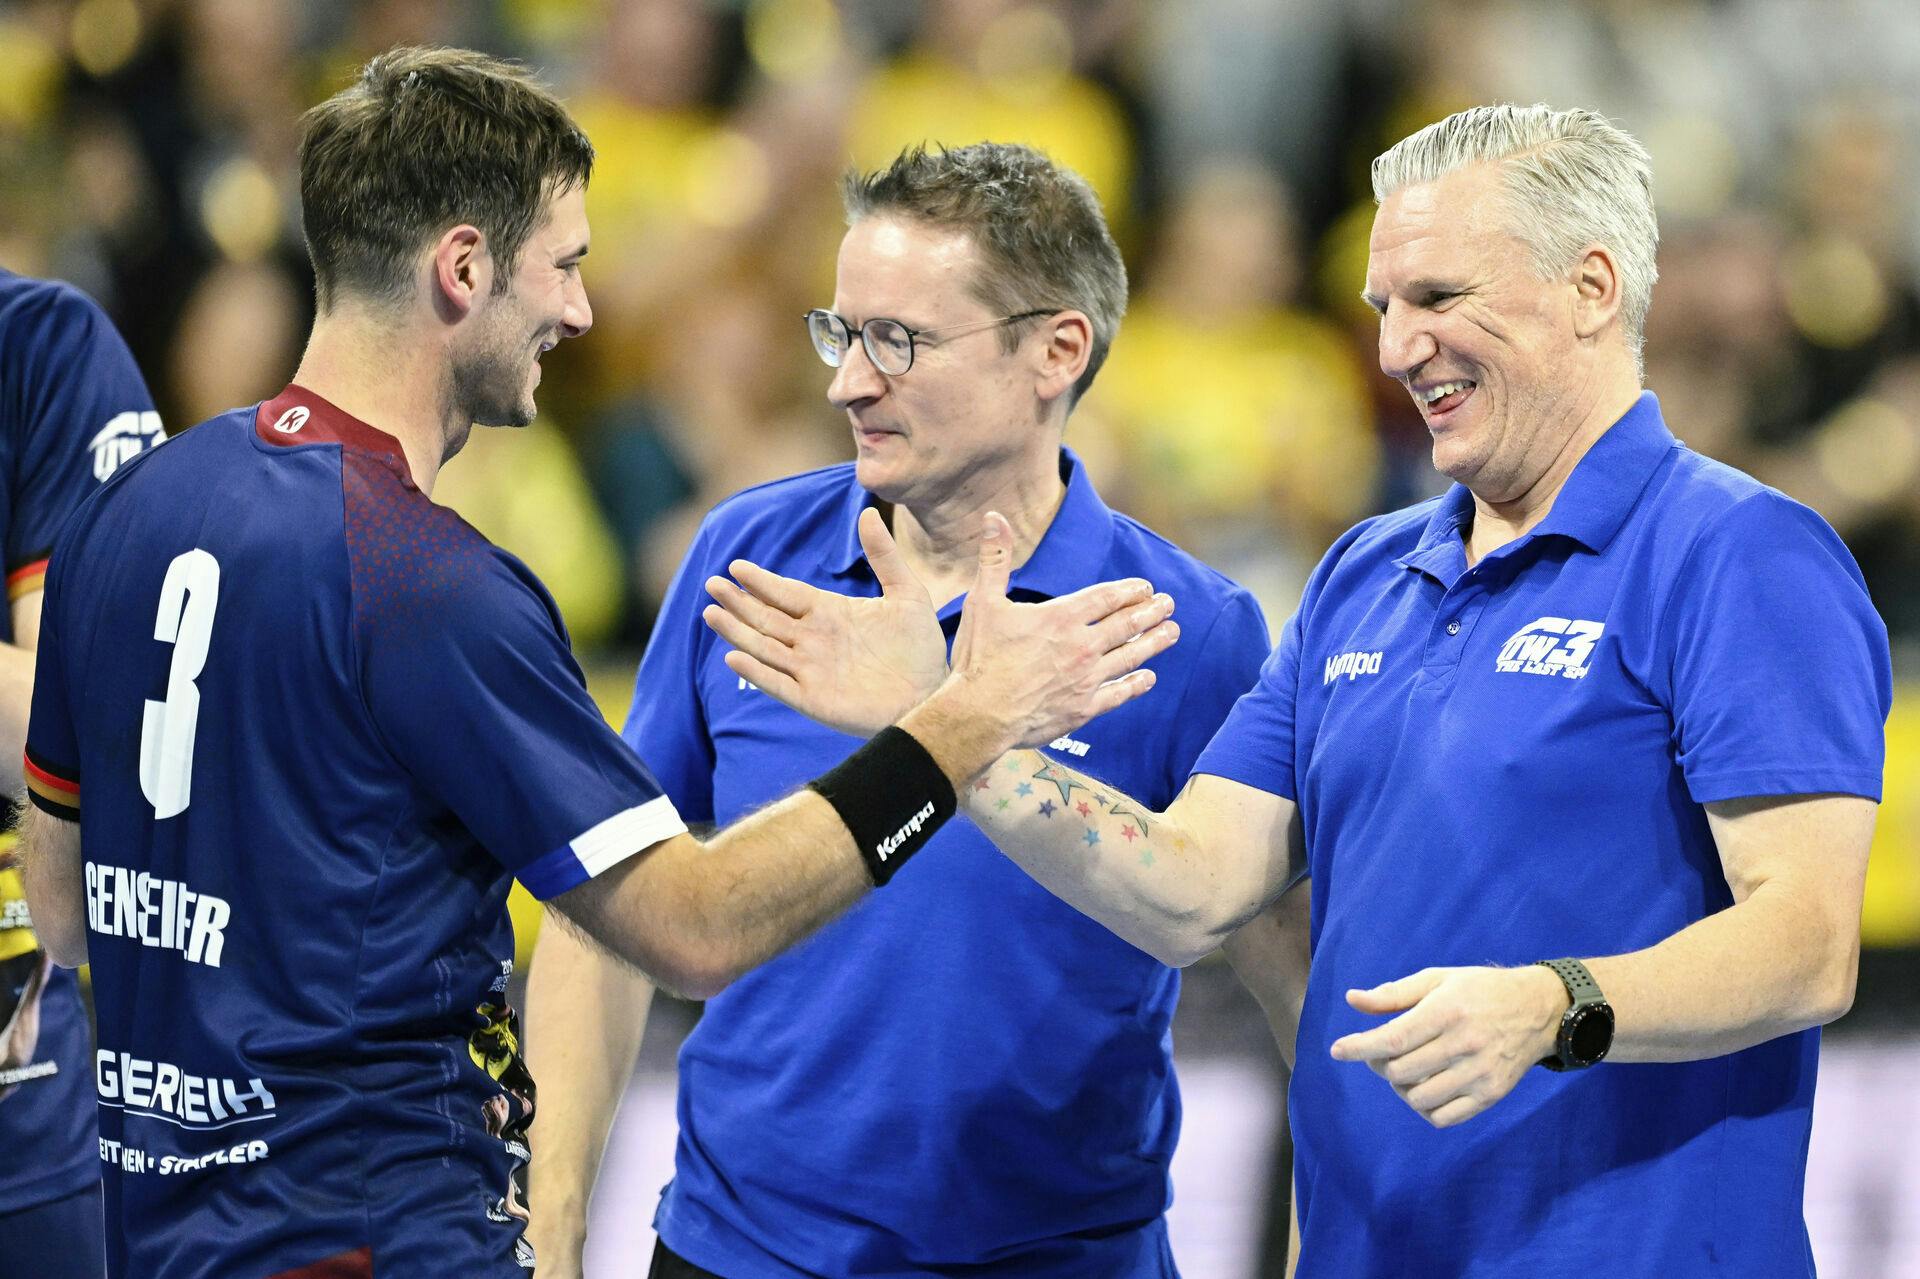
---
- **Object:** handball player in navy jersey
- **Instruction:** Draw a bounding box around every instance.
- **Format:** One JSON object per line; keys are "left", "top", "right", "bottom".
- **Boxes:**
{"left": 0, "top": 268, "right": 161, "bottom": 1279}
{"left": 14, "top": 47, "right": 1177, "bottom": 1279}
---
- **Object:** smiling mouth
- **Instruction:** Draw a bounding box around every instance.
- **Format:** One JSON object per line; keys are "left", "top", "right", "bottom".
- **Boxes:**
{"left": 1416, "top": 379, "right": 1476, "bottom": 420}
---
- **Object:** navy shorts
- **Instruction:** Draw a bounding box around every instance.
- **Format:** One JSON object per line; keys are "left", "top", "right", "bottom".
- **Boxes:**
{"left": 0, "top": 1182, "right": 105, "bottom": 1279}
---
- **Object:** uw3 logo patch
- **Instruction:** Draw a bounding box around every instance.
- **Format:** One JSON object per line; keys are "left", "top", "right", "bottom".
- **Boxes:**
{"left": 88, "top": 410, "right": 165, "bottom": 481}
{"left": 1495, "top": 617, "right": 1604, "bottom": 679}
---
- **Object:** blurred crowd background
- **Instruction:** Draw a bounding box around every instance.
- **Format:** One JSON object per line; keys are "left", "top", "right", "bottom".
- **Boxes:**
{"left": 4, "top": 0, "right": 1918, "bottom": 1272}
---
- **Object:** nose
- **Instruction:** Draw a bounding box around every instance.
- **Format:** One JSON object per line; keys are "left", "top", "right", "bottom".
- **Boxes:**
{"left": 827, "top": 335, "right": 886, "bottom": 409}
{"left": 562, "top": 271, "right": 592, "bottom": 339}
{"left": 1376, "top": 301, "right": 1436, "bottom": 382}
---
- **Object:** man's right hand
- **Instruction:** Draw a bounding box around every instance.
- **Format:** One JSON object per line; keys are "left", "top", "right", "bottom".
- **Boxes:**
{"left": 938, "top": 510, "right": 1178, "bottom": 757}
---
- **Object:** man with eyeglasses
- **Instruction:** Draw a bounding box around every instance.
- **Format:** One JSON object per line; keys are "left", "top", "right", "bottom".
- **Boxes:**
{"left": 525, "top": 142, "right": 1284, "bottom": 1279}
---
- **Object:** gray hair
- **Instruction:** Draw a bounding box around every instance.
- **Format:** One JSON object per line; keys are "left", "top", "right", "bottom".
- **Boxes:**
{"left": 843, "top": 142, "right": 1128, "bottom": 407}
{"left": 1372, "top": 104, "right": 1659, "bottom": 368}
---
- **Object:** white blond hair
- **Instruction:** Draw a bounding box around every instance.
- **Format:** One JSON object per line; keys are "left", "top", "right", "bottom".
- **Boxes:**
{"left": 1372, "top": 104, "right": 1659, "bottom": 368}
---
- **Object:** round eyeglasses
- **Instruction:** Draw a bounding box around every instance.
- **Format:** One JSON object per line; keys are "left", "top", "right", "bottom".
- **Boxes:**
{"left": 803, "top": 308, "right": 1056, "bottom": 376}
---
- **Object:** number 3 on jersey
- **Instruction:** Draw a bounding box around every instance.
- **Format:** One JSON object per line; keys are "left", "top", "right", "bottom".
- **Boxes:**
{"left": 140, "top": 549, "right": 220, "bottom": 819}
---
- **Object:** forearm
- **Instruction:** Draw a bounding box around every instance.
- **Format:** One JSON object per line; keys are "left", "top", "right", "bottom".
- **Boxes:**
{"left": 1586, "top": 878, "right": 1858, "bottom": 1063}
{"left": 964, "top": 752, "right": 1264, "bottom": 966}
{"left": 525, "top": 916, "right": 655, "bottom": 1267}
{"left": 1222, "top": 884, "right": 1311, "bottom": 1070}
{"left": 16, "top": 804, "right": 85, "bottom": 966}
{"left": 0, "top": 640, "right": 34, "bottom": 790}
{"left": 660, "top": 790, "right": 869, "bottom": 997}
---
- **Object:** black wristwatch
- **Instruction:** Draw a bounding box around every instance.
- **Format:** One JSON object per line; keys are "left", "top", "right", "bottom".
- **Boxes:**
{"left": 1535, "top": 958, "right": 1614, "bottom": 1071}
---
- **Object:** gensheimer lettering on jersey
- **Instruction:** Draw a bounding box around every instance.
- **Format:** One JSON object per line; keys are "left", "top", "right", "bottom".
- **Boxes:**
{"left": 1494, "top": 617, "right": 1605, "bottom": 679}
{"left": 1324, "top": 650, "right": 1384, "bottom": 684}
{"left": 84, "top": 861, "right": 230, "bottom": 966}
{"left": 95, "top": 1050, "right": 277, "bottom": 1129}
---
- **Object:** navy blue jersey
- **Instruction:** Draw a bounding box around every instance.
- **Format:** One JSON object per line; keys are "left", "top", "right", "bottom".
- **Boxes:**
{"left": 24, "top": 386, "right": 685, "bottom": 1279}
{"left": 0, "top": 268, "right": 159, "bottom": 1215}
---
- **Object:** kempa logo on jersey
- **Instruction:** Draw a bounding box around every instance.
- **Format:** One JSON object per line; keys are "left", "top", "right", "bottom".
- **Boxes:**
{"left": 1495, "top": 617, "right": 1606, "bottom": 679}
{"left": 1324, "top": 650, "right": 1384, "bottom": 684}
{"left": 84, "top": 863, "right": 231, "bottom": 967}
{"left": 875, "top": 802, "right": 937, "bottom": 862}
{"left": 271, "top": 405, "right": 310, "bottom": 434}
{"left": 88, "top": 410, "right": 164, "bottom": 481}
{"left": 95, "top": 1050, "right": 277, "bottom": 1128}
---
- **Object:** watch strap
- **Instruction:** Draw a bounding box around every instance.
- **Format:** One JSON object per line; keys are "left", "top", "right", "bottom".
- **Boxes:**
{"left": 1536, "top": 958, "right": 1606, "bottom": 1071}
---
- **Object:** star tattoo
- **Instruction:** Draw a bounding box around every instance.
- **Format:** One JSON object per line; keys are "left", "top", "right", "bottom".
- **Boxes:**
{"left": 1075, "top": 801, "right": 1092, "bottom": 818}
{"left": 1121, "top": 825, "right": 1138, "bottom": 843}
{"left": 1083, "top": 829, "right": 1101, "bottom": 846}
{"left": 1038, "top": 799, "right": 1057, "bottom": 818}
{"left": 1015, "top": 782, "right": 1033, "bottom": 797}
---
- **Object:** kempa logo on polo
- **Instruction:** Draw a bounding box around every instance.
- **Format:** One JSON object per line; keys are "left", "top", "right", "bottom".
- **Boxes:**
{"left": 876, "top": 801, "right": 937, "bottom": 862}
{"left": 88, "top": 409, "right": 164, "bottom": 481}
{"left": 271, "top": 405, "right": 309, "bottom": 434}
{"left": 1324, "top": 650, "right": 1384, "bottom": 684}
{"left": 85, "top": 863, "right": 231, "bottom": 967}
{"left": 1496, "top": 617, "right": 1606, "bottom": 679}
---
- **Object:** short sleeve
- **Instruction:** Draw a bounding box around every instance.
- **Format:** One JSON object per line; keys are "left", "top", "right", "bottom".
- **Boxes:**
{"left": 1659, "top": 491, "right": 1890, "bottom": 804}
{"left": 621, "top": 518, "right": 719, "bottom": 826}
{"left": 1162, "top": 590, "right": 1270, "bottom": 793}
{"left": 23, "top": 552, "right": 80, "bottom": 818}
{"left": 355, "top": 503, "right": 685, "bottom": 900}
{"left": 1189, "top": 601, "right": 1303, "bottom": 802}
{"left": 7, "top": 283, "right": 159, "bottom": 586}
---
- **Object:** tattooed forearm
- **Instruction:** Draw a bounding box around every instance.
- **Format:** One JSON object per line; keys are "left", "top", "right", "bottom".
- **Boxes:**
{"left": 969, "top": 751, "right": 1167, "bottom": 867}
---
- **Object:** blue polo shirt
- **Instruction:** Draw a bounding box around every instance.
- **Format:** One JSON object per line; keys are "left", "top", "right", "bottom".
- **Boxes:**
{"left": 1194, "top": 392, "right": 1889, "bottom": 1277}
{"left": 626, "top": 450, "right": 1269, "bottom": 1278}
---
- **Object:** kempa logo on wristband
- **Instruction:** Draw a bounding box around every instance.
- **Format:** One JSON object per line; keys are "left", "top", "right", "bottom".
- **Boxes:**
{"left": 809, "top": 727, "right": 958, "bottom": 885}
{"left": 877, "top": 802, "right": 938, "bottom": 862}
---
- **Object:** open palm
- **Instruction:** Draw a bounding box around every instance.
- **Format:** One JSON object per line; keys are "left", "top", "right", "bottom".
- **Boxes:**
{"left": 702, "top": 507, "right": 949, "bottom": 737}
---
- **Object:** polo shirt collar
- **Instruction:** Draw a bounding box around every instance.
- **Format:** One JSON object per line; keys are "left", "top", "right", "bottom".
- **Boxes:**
{"left": 828, "top": 447, "right": 1117, "bottom": 601}
{"left": 1398, "top": 390, "right": 1676, "bottom": 580}
{"left": 256, "top": 384, "right": 418, "bottom": 488}
{"left": 1526, "top": 390, "right": 1677, "bottom": 554}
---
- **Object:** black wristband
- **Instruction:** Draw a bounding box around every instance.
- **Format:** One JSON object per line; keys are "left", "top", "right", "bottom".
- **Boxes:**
{"left": 808, "top": 726, "right": 958, "bottom": 885}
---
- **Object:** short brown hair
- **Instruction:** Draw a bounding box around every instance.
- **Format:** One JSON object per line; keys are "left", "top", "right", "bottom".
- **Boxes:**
{"left": 299, "top": 47, "right": 594, "bottom": 310}
{"left": 842, "top": 143, "right": 1128, "bottom": 405}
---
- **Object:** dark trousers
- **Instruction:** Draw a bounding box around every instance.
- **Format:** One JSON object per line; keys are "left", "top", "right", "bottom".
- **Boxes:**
{"left": 0, "top": 1182, "right": 107, "bottom": 1279}
{"left": 648, "top": 1238, "right": 727, "bottom": 1279}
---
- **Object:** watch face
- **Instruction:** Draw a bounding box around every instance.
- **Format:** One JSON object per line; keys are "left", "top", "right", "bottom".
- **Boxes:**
{"left": 1569, "top": 1003, "right": 1615, "bottom": 1064}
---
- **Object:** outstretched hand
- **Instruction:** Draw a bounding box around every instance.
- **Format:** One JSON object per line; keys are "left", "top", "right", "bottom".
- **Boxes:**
{"left": 944, "top": 510, "right": 1179, "bottom": 751}
{"left": 701, "top": 507, "right": 949, "bottom": 737}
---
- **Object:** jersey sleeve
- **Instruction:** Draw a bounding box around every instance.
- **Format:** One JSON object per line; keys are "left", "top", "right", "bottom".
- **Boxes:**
{"left": 1657, "top": 490, "right": 1890, "bottom": 804}
{"left": 1162, "top": 589, "right": 1270, "bottom": 794}
{"left": 1187, "top": 603, "right": 1303, "bottom": 802}
{"left": 355, "top": 506, "right": 686, "bottom": 900}
{"left": 620, "top": 518, "right": 719, "bottom": 826}
{"left": 6, "top": 282, "right": 157, "bottom": 595}
{"left": 23, "top": 551, "right": 80, "bottom": 820}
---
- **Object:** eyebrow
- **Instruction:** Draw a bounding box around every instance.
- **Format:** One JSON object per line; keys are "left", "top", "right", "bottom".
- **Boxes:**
{"left": 1359, "top": 278, "right": 1464, "bottom": 313}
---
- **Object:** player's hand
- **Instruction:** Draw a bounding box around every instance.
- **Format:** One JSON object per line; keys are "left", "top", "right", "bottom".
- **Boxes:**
{"left": 702, "top": 507, "right": 948, "bottom": 737}
{"left": 1328, "top": 965, "right": 1567, "bottom": 1129}
{"left": 942, "top": 510, "right": 1178, "bottom": 751}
